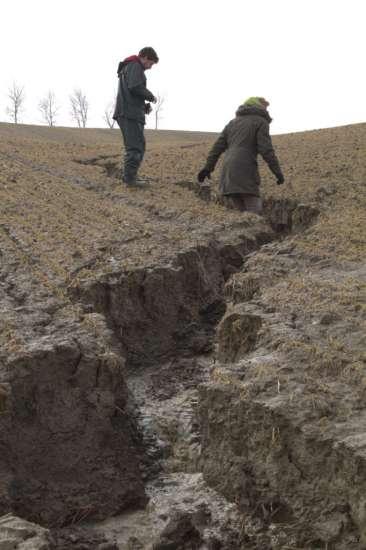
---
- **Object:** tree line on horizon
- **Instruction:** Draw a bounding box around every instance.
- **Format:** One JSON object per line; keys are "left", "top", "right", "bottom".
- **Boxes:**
{"left": 4, "top": 82, "right": 165, "bottom": 130}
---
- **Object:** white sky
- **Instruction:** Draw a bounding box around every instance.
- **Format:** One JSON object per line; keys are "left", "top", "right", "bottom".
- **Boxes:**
{"left": 0, "top": 0, "right": 365, "bottom": 134}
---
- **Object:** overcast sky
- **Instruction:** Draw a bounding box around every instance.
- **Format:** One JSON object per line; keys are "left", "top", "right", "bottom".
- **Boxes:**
{"left": 0, "top": 0, "right": 365, "bottom": 134}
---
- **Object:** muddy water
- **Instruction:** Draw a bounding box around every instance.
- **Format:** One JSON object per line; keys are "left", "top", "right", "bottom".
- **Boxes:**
{"left": 89, "top": 357, "right": 244, "bottom": 548}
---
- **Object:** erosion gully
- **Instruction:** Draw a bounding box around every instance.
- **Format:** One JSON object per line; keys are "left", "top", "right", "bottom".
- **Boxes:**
{"left": 0, "top": 178, "right": 318, "bottom": 549}
{"left": 75, "top": 198, "right": 315, "bottom": 549}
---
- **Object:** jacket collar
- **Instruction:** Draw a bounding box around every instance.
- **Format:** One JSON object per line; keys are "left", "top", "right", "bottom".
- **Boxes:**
{"left": 117, "top": 55, "right": 144, "bottom": 75}
{"left": 235, "top": 105, "right": 272, "bottom": 123}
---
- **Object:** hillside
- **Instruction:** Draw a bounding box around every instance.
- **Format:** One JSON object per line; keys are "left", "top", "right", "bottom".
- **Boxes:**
{"left": 0, "top": 121, "right": 365, "bottom": 549}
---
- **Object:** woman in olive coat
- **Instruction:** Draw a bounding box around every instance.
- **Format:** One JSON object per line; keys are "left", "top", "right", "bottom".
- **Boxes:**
{"left": 198, "top": 97, "right": 284, "bottom": 214}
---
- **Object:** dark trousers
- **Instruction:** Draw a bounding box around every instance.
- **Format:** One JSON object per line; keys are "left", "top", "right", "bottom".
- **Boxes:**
{"left": 117, "top": 117, "right": 145, "bottom": 182}
{"left": 223, "top": 193, "right": 263, "bottom": 214}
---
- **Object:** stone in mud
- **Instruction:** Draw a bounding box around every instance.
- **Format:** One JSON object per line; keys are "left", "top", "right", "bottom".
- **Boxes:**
{"left": 217, "top": 306, "right": 262, "bottom": 363}
{"left": 126, "top": 536, "right": 144, "bottom": 549}
{"left": 126, "top": 537, "right": 144, "bottom": 550}
{"left": 152, "top": 511, "right": 202, "bottom": 549}
{"left": 48, "top": 526, "right": 118, "bottom": 550}
{"left": 0, "top": 514, "right": 49, "bottom": 549}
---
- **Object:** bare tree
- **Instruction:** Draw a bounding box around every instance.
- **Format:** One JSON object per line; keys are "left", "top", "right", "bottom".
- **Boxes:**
{"left": 39, "top": 91, "right": 59, "bottom": 127}
{"left": 6, "top": 82, "right": 25, "bottom": 124}
{"left": 70, "top": 88, "right": 88, "bottom": 128}
{"left": 103, "top": 101, "right": 115, "bottom": 128}
{"left": 154, "top": 94, "right": 165, "bottom": 130}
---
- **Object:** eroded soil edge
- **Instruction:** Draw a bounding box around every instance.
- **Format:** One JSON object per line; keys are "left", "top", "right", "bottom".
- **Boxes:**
{"left": 0, "top": 214, "right": 276, "bottom": 547}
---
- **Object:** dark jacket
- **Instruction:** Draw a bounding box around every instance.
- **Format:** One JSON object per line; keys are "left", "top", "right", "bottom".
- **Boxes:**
{"left": 113, "top": 56, "right": 155, "bottom": 124}
{"left": 204, "top": 105, "right": 283, "bottom": 196}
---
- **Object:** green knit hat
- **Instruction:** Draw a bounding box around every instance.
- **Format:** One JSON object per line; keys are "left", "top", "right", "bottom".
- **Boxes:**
{"left": 243, "top": 97, "right": 269, "bottom": 108}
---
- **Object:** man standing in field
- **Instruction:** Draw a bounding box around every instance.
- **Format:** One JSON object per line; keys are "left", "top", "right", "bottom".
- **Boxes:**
{"left": 197, "top": 97, "right": 284, "bottom": 213}
{"left": 113, "top": 47, "right": 159, "bottom": 187}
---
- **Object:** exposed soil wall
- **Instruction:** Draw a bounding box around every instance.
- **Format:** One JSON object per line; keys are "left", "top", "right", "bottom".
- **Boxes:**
{"left": 74, "top": 232, "right": 273, "bottom": 368}
{"left": 199, "top": 383, "right": 363, "bottom": 548}
{"left": 0, "top": 318, "right": 146, "bottom": 526}
{"left": 197, "top": 237, "right": 366, "bottom": 549}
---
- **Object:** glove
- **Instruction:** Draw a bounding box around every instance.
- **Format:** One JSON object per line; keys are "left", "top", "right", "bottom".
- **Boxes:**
{"left": 277, "top": 174, "right": 285, "bottom": 185}
{"left": 145, "top": 102, "right": 152, "bottom": 114}
{"left": 197, "top": 168, "right": 211, "bottom": 183}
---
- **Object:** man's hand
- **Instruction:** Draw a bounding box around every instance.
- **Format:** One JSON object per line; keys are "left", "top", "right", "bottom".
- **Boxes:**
{"left": 145, "top": 102, "right": 152, "bottom": 114}
{"left": 197, "top": 168, "right": 211, "bottom": 183}
{"left": 152, "top": 95, "right": 157, "bottom": 104}
{"left": 277, "top": 174, "right": 285, "bottom": 185}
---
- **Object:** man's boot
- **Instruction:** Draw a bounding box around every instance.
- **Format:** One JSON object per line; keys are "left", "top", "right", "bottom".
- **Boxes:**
{"left": 123, "top": 177, "right": 148, "bottom": 188}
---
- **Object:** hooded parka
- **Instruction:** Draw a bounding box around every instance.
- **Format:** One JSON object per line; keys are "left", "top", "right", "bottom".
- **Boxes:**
{"left": 113, "top": 56, "right": 155, "bottom": 124}
{"left": 204, "top": 105, "right": 283, "bottom": 197}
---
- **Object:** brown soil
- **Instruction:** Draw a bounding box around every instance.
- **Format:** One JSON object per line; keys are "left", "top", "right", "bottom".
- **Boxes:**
{"left": 0, "top": 121, "right": 365, "bottom": 548}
